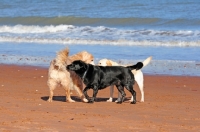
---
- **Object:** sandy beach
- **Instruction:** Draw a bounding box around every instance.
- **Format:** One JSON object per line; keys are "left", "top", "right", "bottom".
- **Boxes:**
{"left": 0, "top": 64, "right": 199, "bottom": 132}
{"left": 1, "top": 1, "right": 200, "bottom": 131}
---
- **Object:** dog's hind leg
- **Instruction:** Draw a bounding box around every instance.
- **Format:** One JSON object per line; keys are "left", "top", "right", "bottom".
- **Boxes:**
{"left": 83, "top": 86, "right": 91, "bottom": 102}
{"left": 62, "top": 81, "right": 75, "bottom": 103}
{"left": 116, "top": 85, "right": 126, "bottom": 104}
{"left": 129, "top": 81, "right": 144, "bottom": 103}
{"left": 107, "top": 85, "right": 114, "bottom": 102}
{"left": 134, "top": 71, "right": 144, "bottom": 102}
{"left": 137, "top": 81, "right": 144, "bottom": 102}
{"left": 115, "top": 93, "right": 121, "bottom": 103}
{"left": 125, "top": 84, "right": 136, "bottom": 104}
{"left": 47, "top": 79, "right": 57, "bottom": 102}
{"left": 65, "top": 87, "right": 75, "bottom": 102}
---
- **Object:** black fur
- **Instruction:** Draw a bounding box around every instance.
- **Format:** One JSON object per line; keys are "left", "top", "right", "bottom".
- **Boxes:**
{"left": 67, "top": 60, "right": 143, "bottom": 104}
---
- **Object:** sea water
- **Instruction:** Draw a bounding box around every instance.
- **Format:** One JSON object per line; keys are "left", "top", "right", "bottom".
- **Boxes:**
{"left": 0, "top": 0, "right": 200, "bottom": 76}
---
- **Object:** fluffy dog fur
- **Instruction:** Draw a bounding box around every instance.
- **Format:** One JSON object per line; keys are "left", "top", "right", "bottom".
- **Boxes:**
{"left": 47, "top": 48, "right": 94, "bottom": 103}
{"left": 98, "top": 56, "right": 152, "bottom": 102}
{"left": 67, "top": 60, "right": 143, "bottom": 104}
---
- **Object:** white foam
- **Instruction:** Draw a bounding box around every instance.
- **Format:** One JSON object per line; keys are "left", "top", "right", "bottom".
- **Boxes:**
{"left": 0, "top": 25, "right": 200, "bottom": 47}
{"left": 0, "top": 25, "right": 75, "bottom": 33}
{"left": 0, "top": 36, "right": 200, "bottom": 47}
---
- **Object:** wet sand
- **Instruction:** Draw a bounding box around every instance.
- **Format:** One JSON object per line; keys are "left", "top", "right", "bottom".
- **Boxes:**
{"left": 0, "top": 64, "right": 199, "bottom": 132}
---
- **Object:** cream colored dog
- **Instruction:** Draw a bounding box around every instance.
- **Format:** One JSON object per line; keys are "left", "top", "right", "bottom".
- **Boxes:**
{"left": 98, "top": 56, "right": 152, "bottom": 102}
{"left": 47, "top": 47, "right": 94, "bottom": 103}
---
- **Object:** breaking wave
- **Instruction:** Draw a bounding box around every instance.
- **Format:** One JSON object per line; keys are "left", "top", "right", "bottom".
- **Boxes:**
{"left": 0, "top": 24, "right": 200, "bottom": 47}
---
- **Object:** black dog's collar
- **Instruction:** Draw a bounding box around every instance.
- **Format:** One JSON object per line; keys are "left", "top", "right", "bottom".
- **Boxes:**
{"left": 82, "top": 65, "right": 89, "bottom": 80}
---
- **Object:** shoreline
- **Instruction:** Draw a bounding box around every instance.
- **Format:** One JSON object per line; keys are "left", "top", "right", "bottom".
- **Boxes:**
{"left": 0, "top": 64, "right": 200, "bottom": 131}
{"left": 1, "top": 42, "right": 200, "bottom": 77}
{"left": 1, "top": 63, "right": 200, "bottom": 77}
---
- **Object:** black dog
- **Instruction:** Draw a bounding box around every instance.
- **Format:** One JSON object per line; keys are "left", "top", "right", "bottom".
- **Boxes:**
{"left": 67, "top": 60, "right": 143, "bottom": 104}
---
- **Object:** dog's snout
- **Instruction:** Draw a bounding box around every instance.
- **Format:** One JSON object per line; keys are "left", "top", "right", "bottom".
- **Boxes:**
{"left": 66, "top": 64, "right": 76, "bottom": 71}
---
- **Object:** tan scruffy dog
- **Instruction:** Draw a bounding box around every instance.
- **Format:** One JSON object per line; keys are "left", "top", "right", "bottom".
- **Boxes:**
{"left": 47, "top": 47, "right": 94, "bottom": 103}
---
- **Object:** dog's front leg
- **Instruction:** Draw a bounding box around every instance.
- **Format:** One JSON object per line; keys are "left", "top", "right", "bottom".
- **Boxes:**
{"left": 107, "top": 85, "right": 114, "bottom": 102}
{"left": 89, "top": 86, "right": 98, "bottom": 103}
{"left": 83, "top": 86, "right": 90, "bottom": 101}
{"left": 116, "top": 85, "right": 126, "bottom": 104}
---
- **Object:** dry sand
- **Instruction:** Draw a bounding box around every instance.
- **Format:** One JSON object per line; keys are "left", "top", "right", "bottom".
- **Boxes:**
{"left": 0, "top": 64, "right": 199, "bottom": 132}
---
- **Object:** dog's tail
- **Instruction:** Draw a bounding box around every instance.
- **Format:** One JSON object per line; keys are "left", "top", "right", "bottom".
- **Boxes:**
{"left": 54, "top": 47, "right": 70, "bottom": 70}
{"left": 143, "top": 56, "right": 152, "bottom": 67}
{"left": 126, "top": 62, "right": 143, "bottom": 71}
{"left": 56, "top": 47, "right": 69, "bottom": 63}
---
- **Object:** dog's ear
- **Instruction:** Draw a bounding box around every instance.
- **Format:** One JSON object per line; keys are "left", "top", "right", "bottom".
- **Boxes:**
{"left": 76, "top": 60, "right": 87, "bottom": 70}
{"left": 79, "top": 60, "right": 88, "bottom": 70}
{"left": 52, "top": 60, "right": 59, "bottom": 70}
{"left": 54, "top": 65, "right": 59, "bottom": 70}
{"left": 75, "top": 64, "right": 81, "bottom": 69}
{"left": 106, "top": 60, "right": 112, "bottom": 66}
{"left": 73, "top": 60, "right": 85, "bottom": 70}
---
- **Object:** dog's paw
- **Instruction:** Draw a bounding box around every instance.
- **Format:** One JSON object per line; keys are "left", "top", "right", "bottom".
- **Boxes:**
{"left": 68, "top": 99, "right": 76, "bottom": 103}
{"left": 47, "top": 98, "right": 52, "bottom": 102}
{"left": 128, "top": 99, "right": 133, "bottom": 102}
{"left": 88, "top": 100, "right": 94, "bottom": 103}
{"left": 130, "top": 101, "right": 136, "bottom": 104}
{"left": 106, "top": 98, "right": 113, "bottom": 102}
{"left": 115, "top": 99, "right": 121, "bottom": 103}
{"left": 140, "top": 98, "right": 144, "bottom": 102}
{"left": 82, "top": 98, "right": 88, "bottom": 103}
{"left": 116, "top": 101, "right": 122, "bottom": 104}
